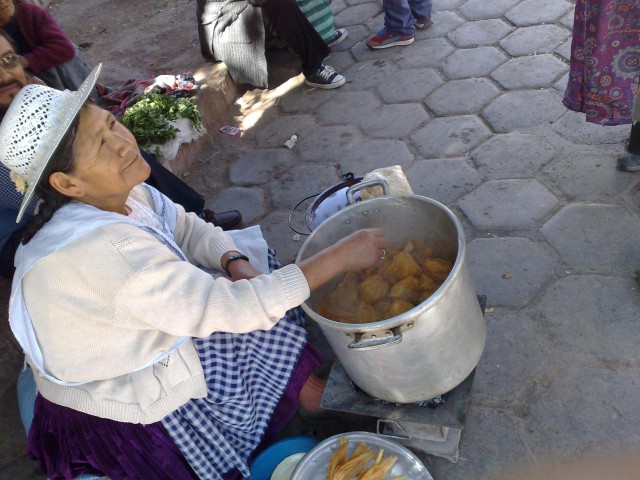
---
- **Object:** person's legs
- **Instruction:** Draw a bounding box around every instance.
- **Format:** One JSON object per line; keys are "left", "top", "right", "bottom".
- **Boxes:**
{"left": 367, "top": 0, "right": 416, "bottom": 48}
{"left": 261, "top": 0, "right": 330, "bottom": 78}
{"left": 616, "top": 122, "right": 640, "bottom": 172}
{"left": 409, "top": 0, "right": 432, "bottom": 26}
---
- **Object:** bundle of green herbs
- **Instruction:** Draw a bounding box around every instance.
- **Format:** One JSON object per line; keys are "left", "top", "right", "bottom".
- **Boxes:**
{"left": 121, "top": 92, "right": 202, "bottom": 150}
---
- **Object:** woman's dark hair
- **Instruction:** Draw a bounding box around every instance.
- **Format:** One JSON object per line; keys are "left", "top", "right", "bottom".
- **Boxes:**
{"left": 21, "top": 115, "right": 80, "bottom": 244}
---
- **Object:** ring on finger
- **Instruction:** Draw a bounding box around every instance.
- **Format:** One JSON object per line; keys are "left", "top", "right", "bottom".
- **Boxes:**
{"left": 379, "top": 248, "right": 386, "bottom": 260}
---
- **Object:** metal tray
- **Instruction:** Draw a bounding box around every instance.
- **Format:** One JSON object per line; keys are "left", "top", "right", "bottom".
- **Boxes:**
{"left": 290, "top": 431, "right": 433, "bottom": 480}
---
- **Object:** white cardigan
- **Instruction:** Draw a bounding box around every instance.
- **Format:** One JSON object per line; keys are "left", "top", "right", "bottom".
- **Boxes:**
{"left": 17, "top": 186, "right": 310, "bottom": 424}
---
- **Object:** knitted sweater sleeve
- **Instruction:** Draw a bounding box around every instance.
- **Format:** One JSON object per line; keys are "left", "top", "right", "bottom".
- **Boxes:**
{"left": 111, "top": 224, "right": 311, "bottom": 336}
{"left": 16, "top": 4, "right": 75, "bottom": 73}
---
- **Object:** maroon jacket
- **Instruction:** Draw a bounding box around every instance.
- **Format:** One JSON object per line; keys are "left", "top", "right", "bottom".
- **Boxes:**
{"left": 15, "top": 3, "right": 75, "bottom": 74}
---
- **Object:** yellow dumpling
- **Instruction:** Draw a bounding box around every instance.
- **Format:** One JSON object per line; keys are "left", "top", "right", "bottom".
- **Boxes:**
{"left": 388, "top": 276, "right": 421, "bottom": 304}
{"left": 355, "top": 303, "right": 380, "bottom": 324}
{"left": 333, "top": 271, "right": 361, "bottom": 311}
{"left": 357, "top": 274, "right": 389, "bottom": 303}
{"left": 423, "top": 258, "right": 453, "bottom": 283}
{"left": 387, "top": 299, "right": 415, "bottom": 317}
{"left": 390, "top": 252, "right": 422, "bottom": 279}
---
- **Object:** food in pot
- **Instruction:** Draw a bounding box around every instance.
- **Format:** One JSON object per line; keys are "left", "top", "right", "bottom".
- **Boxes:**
{"left": 327, "top": 437, "right": 405, "bottom": 480}
{"left": 319, "top": 240, "right": 454, "bottom": 323}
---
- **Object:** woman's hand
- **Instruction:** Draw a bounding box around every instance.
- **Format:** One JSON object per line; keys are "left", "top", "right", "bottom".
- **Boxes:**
{"left": 297, "top": 228, "right": 387, "bottom": 292}
{"left": 228, "top": 260, "right": 261, "bottom": 281}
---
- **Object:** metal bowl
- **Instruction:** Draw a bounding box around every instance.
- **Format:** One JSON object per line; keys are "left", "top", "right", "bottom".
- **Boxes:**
{"left": 290, "top": 431, "right": 433, "bottom": 480}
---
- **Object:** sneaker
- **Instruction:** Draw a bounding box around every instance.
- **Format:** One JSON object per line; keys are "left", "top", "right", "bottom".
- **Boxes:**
{"left": 415, "top": 17, "right": 433, "bottom": 29}
{"left": 616, "top": 153, "right": 640, "bottom": 172}
{"left": 366, "top": 29, "right": 415, "bottom": 49}
{"left": 327, "top": 28, "right": 348, "bottom": 47}
{"left": 305, "top": 64, "right": 346, "bottom": 89}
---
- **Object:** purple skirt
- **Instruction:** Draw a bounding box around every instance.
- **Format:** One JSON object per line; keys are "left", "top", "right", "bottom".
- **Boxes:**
{"left": 563, "top": 0, "right": 640, "bottom": 125}
{"left": 27, "top": 342, "right": 322, "bottom": 480}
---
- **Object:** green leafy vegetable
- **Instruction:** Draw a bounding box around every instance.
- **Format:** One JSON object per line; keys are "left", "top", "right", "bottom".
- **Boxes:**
{"left": 121, "top": 92, "right": 202, "bottom": 149}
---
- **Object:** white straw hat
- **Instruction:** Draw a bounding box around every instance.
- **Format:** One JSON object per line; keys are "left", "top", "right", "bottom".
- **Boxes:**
{"left": 0, "top": 64, "right": 102, "bottom": 223}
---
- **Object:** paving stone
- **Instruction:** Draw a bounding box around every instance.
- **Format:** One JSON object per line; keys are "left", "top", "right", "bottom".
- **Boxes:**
{"left": 459, "top": 179, "right": 559, "bottom": 230}
{"left": 268, "top": 164, "right": 341, "bottom": 210}
{"left": 411, "top": 115, "right": 492, "bottom": 157}
{"left": 343, "top": 58, "right": 400, "bottom": 90}
{"left": 467, "top": 237, "right": 555, "bottom": 306}
{"left": 334, "top": 2, "right": 381, "bottom": 27}
{"left": 447, "top": 19, "right": 514, "bottom": 48}
{"left": 205, "top": 187, "right": 266, "bottom": 225}
{"left": 506, "top": 0, "right": 573, "bottom": 26}
{"left": 376, "top": 68, "right": 444, "bottom": 103}
{"left": 0, "top": 385, "right": 27, "bottom": 470}
{"left": 358, "top": 103, "right": 429, "bottom": 138}
{"left": 279, "top": 87, "right": 333, "bottom": 113}
{"left": 551, "top": 110, "right": 631, "bottom": 145}
{"left": 260, "top": 211, "right": 306, "bottom": 265}
{"left": 254, "top": 114, "right": 317, "bottom": 148}
{"left": 363, "top": 11, "right": 385, "bottom": 33}
{"left": 472, "top": 133, "right": 557, "bottom": 178}
{"left": 298, "top": 125, "right": 364, "bottom": 162}
{"left": 345, "top": 0, "right": 378, "bottom": 6}
{"left": 427, "top": 406, "right": 533, "bottom": 480}
{"left": 0, "top": 455, "right": 44, "bottom": 480}
{"left": 554, "top": 37, "right": 572, "bottom": 61}
{"left": 229, "top": 149, "right": 297, "bottom": 186}
{"left": 393, "top": 38, "right": 455, "bottom": 69}
{"left": 324, "top": 50, "right": 356, "bottom": 72}
{"left": 541, "top": 204, "right": 640, "bottom": 272}
{"left": 425, "top": 78, "right": 501, "bottom": 116}
{"left": 522, "top": 364, "right": 640, "bottom": 457}
{"left": 559, "top": 10, "right": 574, "bottom": 29}
{"left": 500, "top": 25, "right": 571, "bottom": 57}
{"left": 414, "top": 11, "right": 464, "bottom": 40}
{"left": 531, "top": 275, "right": 640, "bottom": 367}
{"left": 483, "top": 90, "right": 566, "bottom": 133}
{"left": 553, "top": 72, "right": 569, "bottom": 93}
{"left": 331, "top": 0, "right": 348, "bottom": 14}
{"left": 458, "top": 0, "right": 521, "bottom": 20}
{"left": 472, "top": 312, "right": 546, "bottom": 405}
{"left": 432, "top": 0, "right": 465, "bottom": 11}
{"left": 338, "top": 140, "right": 415, "bottom": 174}
{"left": 491, "top": 54, "right": 568, "bottom": 89}
{"left": 439, "top": 46, "right": 508, "bottom": 79}
{"left": 315, "top": 90, "right": 381, "bottom": 125}
{"left": 405, "top": 157, "right": 481, "bottom": 204}
{"left": 541, "top": 148, "right": 636, "bottom": 200}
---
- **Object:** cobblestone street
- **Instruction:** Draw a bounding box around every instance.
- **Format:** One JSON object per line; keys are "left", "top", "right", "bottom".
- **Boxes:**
{"left": 1, "top": 0, "right": 640, "bottom": 478}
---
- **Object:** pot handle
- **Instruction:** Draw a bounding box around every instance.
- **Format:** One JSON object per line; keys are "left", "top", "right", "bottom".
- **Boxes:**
{"left": 345, "top": 178, "right": 390, "bottom": 205}
{"left": 348, "top": 326, "right": 402, "bottom": 350}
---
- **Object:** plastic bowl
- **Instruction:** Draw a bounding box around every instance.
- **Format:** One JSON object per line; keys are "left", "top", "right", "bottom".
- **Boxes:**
{"left": 249, "top": 436, "right": 319, "bottom": 480}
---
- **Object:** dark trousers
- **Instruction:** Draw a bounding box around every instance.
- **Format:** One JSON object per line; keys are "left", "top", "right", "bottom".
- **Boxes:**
{"left": 141, "top": 149, "right": 205, "bottom": 214}
{"left": 628, "top": 123, "right": 640, "bottom": 155}
{"left": 261, "top": 0, "right": 330, "bottom": 77}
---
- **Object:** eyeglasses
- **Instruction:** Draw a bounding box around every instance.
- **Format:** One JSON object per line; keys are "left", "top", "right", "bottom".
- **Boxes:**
{"left": 0, "top": 53, "right": 20, "bottom": 71}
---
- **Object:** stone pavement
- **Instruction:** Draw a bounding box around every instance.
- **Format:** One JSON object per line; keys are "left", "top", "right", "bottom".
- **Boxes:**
{"left": 3, "top": 0, "right": 640, "bottom": 478}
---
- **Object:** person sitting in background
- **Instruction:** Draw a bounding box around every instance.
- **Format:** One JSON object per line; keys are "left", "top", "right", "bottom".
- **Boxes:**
{"left": 0, "top": 30, "right": 240, "bottom": 278}
{"left": 1, "top": 64, "right": 386, "bottom": 479}
{"left": 0, "top": 0, "right": 91, "bottom": 90}
{"left": 197, "top": 0, "right": 346, "bottom": 89}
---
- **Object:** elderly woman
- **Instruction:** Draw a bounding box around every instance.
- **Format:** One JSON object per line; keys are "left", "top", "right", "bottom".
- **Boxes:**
{"left": 1, "top": 65, "right": 386, "bottom": 480}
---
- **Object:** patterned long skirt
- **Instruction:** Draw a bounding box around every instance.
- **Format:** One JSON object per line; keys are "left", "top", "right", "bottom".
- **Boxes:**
{"left": 563, "top": 0, "right": 640, "bottom": 125}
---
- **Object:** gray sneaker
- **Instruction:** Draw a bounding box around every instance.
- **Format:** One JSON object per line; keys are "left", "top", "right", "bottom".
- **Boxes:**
{"left": 305, "top": 64, "right": 346, "bottom": 89}
{"left": 327, "top": 28, "right": 348, "bottom": 47}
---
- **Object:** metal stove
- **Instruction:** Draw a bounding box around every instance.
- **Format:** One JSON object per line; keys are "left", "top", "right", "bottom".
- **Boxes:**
{"left": 319, "top": 295, "right": 487, "bottom": 463}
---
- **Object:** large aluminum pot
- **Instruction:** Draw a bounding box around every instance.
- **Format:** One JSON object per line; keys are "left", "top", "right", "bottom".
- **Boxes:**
{"left": 296, "top": 183, "right": 486, "bottom": 403}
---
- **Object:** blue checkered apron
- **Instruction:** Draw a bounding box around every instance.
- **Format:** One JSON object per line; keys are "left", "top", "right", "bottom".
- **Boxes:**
{"left": 161, "top": 253, "right": 308, "bottom": 480}
{"left": 133, "top": 186, "right": 308, "bottom": 479}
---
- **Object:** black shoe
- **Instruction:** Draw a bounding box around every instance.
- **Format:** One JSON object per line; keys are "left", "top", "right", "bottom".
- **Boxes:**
{"left": 616, "top": 154, "right": 640, "bottom": 172}
{"left": 201, "top": 209, "right": 243, "bottom": 230}
{"left": 305, "top": 64, "right": 346, "bottom": 89}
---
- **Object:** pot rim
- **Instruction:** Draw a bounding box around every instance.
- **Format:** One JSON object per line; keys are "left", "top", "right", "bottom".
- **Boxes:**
{"left": 297, "top": 194, "right": 467, "bottom": 333}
